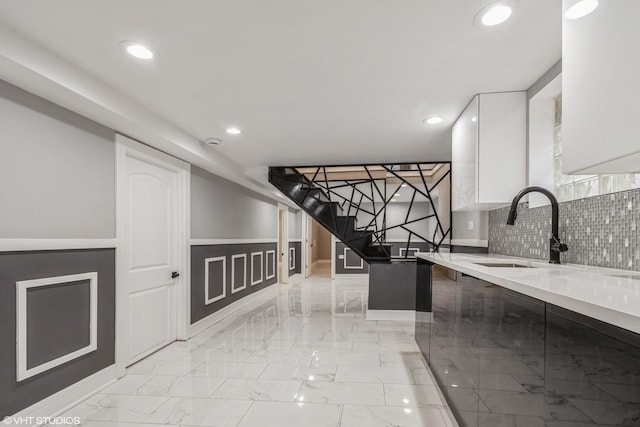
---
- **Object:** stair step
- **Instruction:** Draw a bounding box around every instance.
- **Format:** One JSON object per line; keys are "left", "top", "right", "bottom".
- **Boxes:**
{"left": 269, "top": 166, "right": 392, "bottom": 264}
{"left": 364, "top": 244, "right": 393, "bottom": 258}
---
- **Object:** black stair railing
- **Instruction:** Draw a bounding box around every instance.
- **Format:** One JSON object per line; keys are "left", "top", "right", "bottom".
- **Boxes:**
{"left": 269, "top": 163, "right": 451, "bottom": 264}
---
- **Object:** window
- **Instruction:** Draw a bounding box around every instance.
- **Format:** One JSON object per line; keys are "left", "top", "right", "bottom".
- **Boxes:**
{"left": 553, "top": 95, "right": 640, "bottom": 202}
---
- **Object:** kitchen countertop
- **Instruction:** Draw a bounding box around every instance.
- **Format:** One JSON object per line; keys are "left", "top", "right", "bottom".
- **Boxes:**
{"left": 416, "top": 252, "right": 640, "bottom": 335}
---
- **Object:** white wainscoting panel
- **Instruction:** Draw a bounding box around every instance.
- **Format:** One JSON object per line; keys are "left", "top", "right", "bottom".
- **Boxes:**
{"left": 289, "top": 247, "right": 295, "bottom": 270}
{"left": 231, "top": 254, "right": 247, "bottom": 294}
{"left": 266, "top": 250, "right": 276, "bottom": 280}
{"left": 251, "top": 252, "right": 264, "bottom": 286}
{"left": 204, "top": 256, "right": 226, "bottom": 305}
{"left": 16, "top": 272, "right": 98, "bottom": 382}
{"left": 343, "top": 247, "right": 364, "bottom": 270}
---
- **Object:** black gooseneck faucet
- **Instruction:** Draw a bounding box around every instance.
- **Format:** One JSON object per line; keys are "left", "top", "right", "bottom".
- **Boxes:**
{"left": 506, "top": 186, "right": 568, "bottom": 264}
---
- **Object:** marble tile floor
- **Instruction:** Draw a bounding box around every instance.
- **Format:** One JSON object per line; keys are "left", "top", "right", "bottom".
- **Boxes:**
{"left": 60, "top": 270, "right": 454, "bottom": 427}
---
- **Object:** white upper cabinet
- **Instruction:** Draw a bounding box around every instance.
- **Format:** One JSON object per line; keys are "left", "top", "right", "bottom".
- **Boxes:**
{"left": 562, "top": 0, "right": 640, "bottom": 173}
{"left": 452, "top": 92, "right": 526, "bottom": 211}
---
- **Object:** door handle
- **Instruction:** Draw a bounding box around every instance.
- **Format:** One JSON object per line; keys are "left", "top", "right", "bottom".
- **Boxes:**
{"left": 171, "top": 271, "right": 180, "bottom": 279}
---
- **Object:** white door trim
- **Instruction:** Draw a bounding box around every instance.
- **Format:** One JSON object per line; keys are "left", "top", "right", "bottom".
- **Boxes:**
{"left": 331, "top": 235, "right": 336, "bottom": 279}
{"left": 302, "top": 214, "right": 312, "bottom": 278}
{"left": 115, "top": 134, "right": 190, "bottom": 378}
{"left": 277, "top": 203, "right": 289, "bottom": 284}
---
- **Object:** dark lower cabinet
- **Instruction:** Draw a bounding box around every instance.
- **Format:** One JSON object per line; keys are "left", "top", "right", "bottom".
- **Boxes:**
{"left": 416, "top": 259, "right": 640, "bottom": 427}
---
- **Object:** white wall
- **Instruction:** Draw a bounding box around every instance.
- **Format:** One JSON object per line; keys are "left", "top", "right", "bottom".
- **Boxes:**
{"left": 191, "top": 166, "right": 278, "bottom": 239}
{"left": 288, "top": 210, "right": 302, "bottom": 239}
{"left": 0, "top": 79, "right": 115, "bottom": 238}
{"left": 354, "top": 202, "right": 436, "bottom": 241}
{"left": 451, "top": 211, "right": 488, "bottom": 241}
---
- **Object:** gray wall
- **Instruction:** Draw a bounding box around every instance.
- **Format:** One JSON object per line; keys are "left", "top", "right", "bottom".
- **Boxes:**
{"left": 0, "top": 249, "right": 115, "bottom": 416}
{"left": 191, "top": 244, "right": 277, "bottom": 324}
{"left": 451, "top": 211, "right": 489, "bottom": 241}
{"left": 489, "top": 188, "right": 640, "bottom": 271}
{"left": 191, "top": 166, "right": 278, "bottom": 239}
{"left": 335, "top": 241, "right": 369, "bottom": 274}
{"left": 288, "top": 241, "right": 302, "bottom": 276}
{"left": 0, "top": 79, "right": 115, "bottom": 238}
{"left": 368, "top": 263, "right": 415, "bottom": 310}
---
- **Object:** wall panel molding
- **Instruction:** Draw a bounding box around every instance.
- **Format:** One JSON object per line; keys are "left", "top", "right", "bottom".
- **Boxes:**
{"left": 231, "top": 254, "right": 247, "bottom": 294}
{"left": 16, "top": 272, "right": 98, "bottom": 382}
{"left": 251, "top": 252, "right": 263, "bottom": 286}
{"left": 343, "top": 247, "right": 364, "bottom": 270}
{"left": 266, "top": 250, "right": 276, "bottom": 280}
{"left": 204, "top": 256, "right": 226, "bottom": 305}
{"left": 0, "top": 239, "right": 117, "bottom": 252}
{"left": 289, "top": 247, "right": 295, "bottom": 270}
{"left": 191, "top": 238, "right": 277, "bottom": 246}
{"left": 191, "top": 243, "right": 277, "bottom": 325}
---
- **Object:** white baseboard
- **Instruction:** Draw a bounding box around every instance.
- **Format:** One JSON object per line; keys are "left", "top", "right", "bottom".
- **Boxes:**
{"left": 311, "top": 260, "right": 331, "bottom": 269}
{"left": 9, "top": 365, "right": 117, "bottom": 426}
{"left": 366, "top": 309, "right": 416, "bottom": 321}
{"left": 335, "top": 273, "right": 369, "bottom": 279}
{"left": 190, "top": 285, "right": 278, "bottom": 337}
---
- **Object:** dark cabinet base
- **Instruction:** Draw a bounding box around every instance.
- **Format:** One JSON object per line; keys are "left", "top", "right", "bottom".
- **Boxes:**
{"left": 416, "top": 259, "right": 640, "bottom": 427}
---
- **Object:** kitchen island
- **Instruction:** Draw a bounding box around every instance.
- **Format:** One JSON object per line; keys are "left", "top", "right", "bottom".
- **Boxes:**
{"left": 415, "top": 253, "right": 640, "bottom": 427}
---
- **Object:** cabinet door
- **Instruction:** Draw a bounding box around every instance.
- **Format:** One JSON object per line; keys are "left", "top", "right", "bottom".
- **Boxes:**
{"left": 563, "top": 0, "right": 640, "bottom": 173}
{"left": 477, "top": 92, "right": 526, "bottom": 204}
{"left": 452, "top": 96, "right": 478, "bottom": 211}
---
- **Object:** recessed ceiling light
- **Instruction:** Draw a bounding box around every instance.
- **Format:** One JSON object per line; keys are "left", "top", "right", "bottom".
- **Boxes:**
{"left": 121, "top": 42, "right": 154, "bottom": 59}
{"left": 204, "top": 137, "right": 221, "bottom": 146}
{"left": 391, "top": 198, "right": 397, "bottom": 202}
{"left": 395, "top": 193, "right": 400, "bottom": 197}
{"left": 471, "top": 116, "right": 477, "bottom": 122}
{"left": 474, "top": 1, "right": 517, "bottom": 27}
{"left": 226, "top": 127, "right": 241, "bottom": 135}
{"left": 482, "top": 4, "right": 512, "bottom": 26}
{"left": 401, "top": 183, "right": 407, "bottom": 187}
{"left": 565, "top": 0, "right": 598, "bottom": 19}
{"left": 424, "top": 116, "right": 443, "bottom": 125}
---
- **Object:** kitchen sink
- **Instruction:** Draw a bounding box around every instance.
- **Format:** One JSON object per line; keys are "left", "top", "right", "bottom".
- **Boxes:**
{"left": 472, "top": 262, "right": 536, "bottom": 268}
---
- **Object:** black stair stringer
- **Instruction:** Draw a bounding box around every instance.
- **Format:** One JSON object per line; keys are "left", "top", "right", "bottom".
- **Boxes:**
{"left": 269, "top": 167, "right": 391, "bottom": 264}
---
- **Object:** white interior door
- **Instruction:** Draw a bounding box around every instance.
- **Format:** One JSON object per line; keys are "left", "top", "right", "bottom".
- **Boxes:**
{"left": 117, "top": 136, "right": 189, "bottom": 369}
{"left": 304, "top": 214, "right": 312, "bottom": 278}
{"left": 277, "top": 203, "right": 289, "bottom": 284}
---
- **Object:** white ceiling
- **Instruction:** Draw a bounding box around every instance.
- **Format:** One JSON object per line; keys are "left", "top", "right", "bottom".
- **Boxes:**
{"left": 0, "top": 0, "right": 560, "bottom": 192}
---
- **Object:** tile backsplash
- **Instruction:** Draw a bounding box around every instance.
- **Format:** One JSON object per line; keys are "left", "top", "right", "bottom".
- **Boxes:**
{"left": 489, "top": 188, "right": 640, "bottom": 271}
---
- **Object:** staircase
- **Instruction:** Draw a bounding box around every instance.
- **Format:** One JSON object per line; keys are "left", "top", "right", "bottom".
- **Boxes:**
{"left": 269, "top": 167, "right": 392, "bottom": 263}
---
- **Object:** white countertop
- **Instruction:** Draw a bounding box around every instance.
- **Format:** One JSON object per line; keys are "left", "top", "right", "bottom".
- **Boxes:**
{"left": 416, "top": 252, "right": 640, "bottom": 335}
